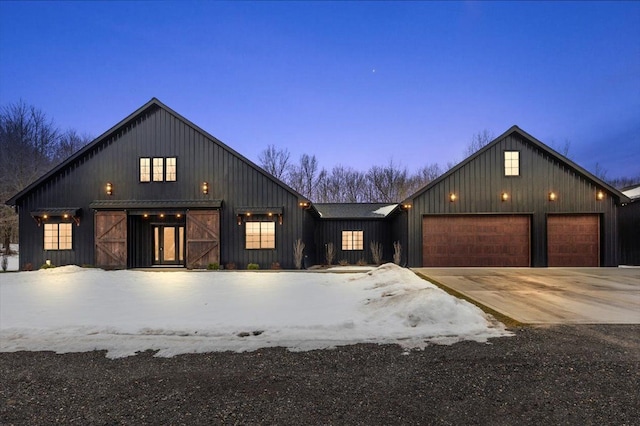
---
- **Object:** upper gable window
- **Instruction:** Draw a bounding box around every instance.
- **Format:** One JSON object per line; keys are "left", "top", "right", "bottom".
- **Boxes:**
{"left": 153, "top": 158, "right": 164, "bottom": 182}
{"left": 342, "top": 230, "right": 364, "bottom": 251}
{"left": 140, "top": 158, "right": 151, "bottom": 182}
{"left": 504, "top": 151, "right": 520, "bottom": 176}
{"left": 166, "top": 157, "right": 177, "bottom": 181}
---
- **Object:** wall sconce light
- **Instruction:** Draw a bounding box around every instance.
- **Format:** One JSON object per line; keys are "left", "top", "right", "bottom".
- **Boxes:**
{"left": 106, "top": 182, "right": 113, "bottom": 195}
{"left": 237, "top": 215, "right": 242, "bottom": 226}
{"left": 63, "top": 214, "right": 69, "bottom": 219}
{"left": 299, "top": 201, "right": 310, "bottom": 208}
{"left": 596, "top": 190, "right": 604, "bottom": 201}
{"left": 202, "top": 182, "right": 208, "bottom": 194}
{"left": 402, "top": 203, "right": 412, "bottom": 210}
{"left": 143, "top": 214, "right": 149, "bottom": 219}
{"left": 548, "top": 192, "right": 557, "bottom": 201}
{"left": 268, "top": 212, "right": 273, "bottom": 217}
{"left": 449, "top": 193, "right": 457, "bottom": 202}
{"left": 501, "top": 192, "right": 509, "bottom": 202}
{"left": 42, "top": 214, "right": 48, "bottom": 220}
{"left": 246, "top": 212, "right": 251, "bottom": 217}
{"left": 159, "top": 214, "right": 165, "bottom": 218}
{"left": 176, "top": 214, "right": 182, "bottom": 218}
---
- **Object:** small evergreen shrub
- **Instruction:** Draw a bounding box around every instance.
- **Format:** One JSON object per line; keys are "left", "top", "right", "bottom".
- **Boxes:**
{"left": 40, "top": 263, "right": 56, "bottom": 270}
{"left": 247, "top": 263, "right": 260, "bottom": 270}
{"left": 207, "top": 262, "right": 220, "bottom": 270}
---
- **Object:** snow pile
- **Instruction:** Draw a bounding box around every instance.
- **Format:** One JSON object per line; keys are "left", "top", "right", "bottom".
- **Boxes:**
{"left": 0, "top": 263, "right": 511, "bottom": 358}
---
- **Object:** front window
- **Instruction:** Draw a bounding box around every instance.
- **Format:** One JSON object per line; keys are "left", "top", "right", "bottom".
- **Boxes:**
{"left": 504, "top": 151, "right": 520, "bottom": 176}
{"left": 246, "top": 221, "right": 275, "bottom": 249}
{"left": 44, "top": 223, "right": 72, "bottom": 250}
{"left": 153, "top": 158, "right": 164, "bottom": 181}
{"left": 342, "top": 230, "right": 363, "bottom": 250}
{"left": 166, "top": 157, "right": 177, "bottom": 181}
{"left": 140, "top": 158, "right": 151, "bottom": 182}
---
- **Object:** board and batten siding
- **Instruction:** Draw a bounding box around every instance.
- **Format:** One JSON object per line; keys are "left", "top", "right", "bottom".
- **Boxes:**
{"left": 407, "top": 132, "right": 619, "bottom": 267}
{"left": 15, "top": 103, "right": 308, "bottom": 270}
{"left": 316, "top": 219, "right": 393, "bottom": 265}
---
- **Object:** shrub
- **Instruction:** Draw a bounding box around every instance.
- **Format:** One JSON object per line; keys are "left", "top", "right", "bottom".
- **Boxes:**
{"left": 293, "top": 238, "right": 305, "bottom": 269}
{"left": 24, "top": 263, "right": 33, "bottom": 271}
{"left": 325, "top": 242, "right": 335, "bottom": 266}
{"left": 247, "top": 263, "right": 260, "bottom": 270}
{"left": 356, "top": 258, "right": 367, "bottom": 266}
{"left": 370, "top": 241, "right": 383, "bottom": 265}
{"left": 40, "top": 262, "right": 56, "bottom": 270}
{"left": 393, "top": 241, "right": 402, "bottom": 265}
{"left": 207, "top": 262, "right": 220, "bottom": 270}
{"left": 1, "top": 256, "right": 7, "bottom": 272}
{"left": 271, "top": 262, "right": 281, "bottom": 270}
{"left": 338, "top": 259, "right": 349, "bottom": 266}
{"left": 226, "top": 262, "right": 236, "bottom": 270}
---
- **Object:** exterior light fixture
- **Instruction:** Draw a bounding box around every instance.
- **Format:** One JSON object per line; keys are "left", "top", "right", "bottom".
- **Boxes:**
{"left": 42, "top": 214, "right": 48, "bottom": 220}
{"left": 402, "top": 203, "right": 412, "bottom": 210}
{"left": 548, "top": 192, "right": 557, "bottom": 201}
{"left": 143, "top": 214, "right": 149, "bottom": 218}
{"left": 501, "top": 192, "right": 509, "bottom": 202}
{"left": 268, "top": 212, "right": 273, "bottom": 217}
{"left": 237, "top": 215, "right": 242, "bottom": 225}
{"left": 299, "top": 201, "right": 310, "bottom": 208}
{"left": 596, "top": 190, "right": 604, "bottom": 201}
{"left": 176, "top": 214, "right": 182, "bottom": 218}
{"left": 278, "top": 214, "right": 283, "bottom": 225}
{"left": 106, "top": 182, "right": 113, "bottom": 195}
{"left": 160, "top": 214, "right": 165, "bottom": 218}
{"left": 246, "top": 212, "right": 251, "bottom": 217}
{"left": 63, "top": 214, "right": 69, "bottom": 219}
{"left": 449, "top": 193, "right": 457, "bottom": 202}
{"left": 202, "top": 182, "right": 208, "bottom": 194}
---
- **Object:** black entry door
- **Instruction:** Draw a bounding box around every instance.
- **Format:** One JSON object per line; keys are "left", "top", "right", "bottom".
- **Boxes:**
{"left": 153, "top": 225, "right": 185, "bottom": 265}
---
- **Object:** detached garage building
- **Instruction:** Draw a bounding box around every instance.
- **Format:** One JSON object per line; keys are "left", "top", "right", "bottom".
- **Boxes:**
{"left": 402, "top": 126, "right": 629, "bottom": 267}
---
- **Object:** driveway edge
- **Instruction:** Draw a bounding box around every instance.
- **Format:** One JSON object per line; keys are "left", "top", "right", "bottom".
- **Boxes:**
{"left": 413, "top": 271, "right": 527, "bottom": 328}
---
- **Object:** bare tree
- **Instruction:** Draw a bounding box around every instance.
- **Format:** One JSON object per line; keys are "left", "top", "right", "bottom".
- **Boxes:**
{"left": 53, "top": 129, "right": 93, "bottom": 164}
{"left": 464, "top": 129, "right": 494, "bottom": 157}
{"left": 365, "top": 160, "right": 410, "bottom": 202}
{"left": 594, "top": 162, "right": 608, "bottom": 181}
{"left": 288, "top": 154, "right": 320, "bottom": 199}
{"left": 258, "top": 145, "right": 290, "bottom": 180}
{"left": 293, "top": 238, "right": 305, "bottom": 269}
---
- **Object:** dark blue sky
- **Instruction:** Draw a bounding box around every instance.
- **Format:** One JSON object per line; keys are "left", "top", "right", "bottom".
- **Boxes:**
{"left": 1, "top": 1, "right": 638, "bottom": 178}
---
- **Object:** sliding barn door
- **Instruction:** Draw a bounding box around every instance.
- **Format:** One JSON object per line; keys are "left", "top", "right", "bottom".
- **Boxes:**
{"left": 186, "top": 210, "right": 220, "bottom": 269}
{"left": 95, "top": 211, "right": 127, "bottom": 269}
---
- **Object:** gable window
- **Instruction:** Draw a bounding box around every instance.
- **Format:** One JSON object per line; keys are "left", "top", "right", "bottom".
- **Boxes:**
{"left": 342, "top": 230, "right": 364, "bottom": 250}
{"left": 140, "top": 158, "right": 151, "bottom": 182}
{"left": 153, "top": 158, "right": 164, "bottom": 182}
{"left": 44, "top": 223, "right": 72, "bottom": 250}
{"left": 246, "top": 221, "right": 276, "bottom": 249}
{"left": 504, "top": 151, "right": 520, "bottom": 176}
{"left": 166, "top": 157, "right": 177, "bottom": 181}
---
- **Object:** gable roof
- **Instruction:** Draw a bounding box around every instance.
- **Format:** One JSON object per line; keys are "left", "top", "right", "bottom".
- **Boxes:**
{"left": 6, "top": 98, "right": 308, "bottom": 206}
{"left": 313, "top": 203, "right": 399, "bottom": 219}
{"left": 404, "top": 125, "right": 631, "bottom": 204}
{"left": 622, "top": 183, "right": 640, "bottom": 201}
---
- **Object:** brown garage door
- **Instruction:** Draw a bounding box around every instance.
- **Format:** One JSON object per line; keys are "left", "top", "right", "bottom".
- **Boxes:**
{"left": 422, "top": 215, "right": 530, "bottom": 267}
{"left": 547, "top": 214, "right": 599, "bottom": 267}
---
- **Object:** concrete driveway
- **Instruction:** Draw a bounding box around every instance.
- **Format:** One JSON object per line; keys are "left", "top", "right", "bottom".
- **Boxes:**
{"left": 413, "top": 268, "right": 640, "bottom": 324}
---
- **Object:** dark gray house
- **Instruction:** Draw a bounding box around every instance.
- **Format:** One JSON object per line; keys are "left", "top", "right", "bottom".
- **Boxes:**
{"left": 5, "top": 101, "right": 632, "bottom": 270}
{"left": 6, "top": 98, "right": 314, "bottom": 270}
{"left": 401, "top": 126, "right": 630, "bottom": 267}
{"left": 619, "top": 184, "right": 640, "bottom": 266}
{"left": 310, "top": 203, "right": 402, "bottom": 265}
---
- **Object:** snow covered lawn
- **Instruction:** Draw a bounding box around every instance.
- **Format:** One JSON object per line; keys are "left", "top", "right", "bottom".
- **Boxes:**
{"left": 0, "top": 264, "right": 511, "bottom": 358}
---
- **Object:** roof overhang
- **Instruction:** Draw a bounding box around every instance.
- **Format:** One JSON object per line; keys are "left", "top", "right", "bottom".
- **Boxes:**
{"left": 89, "top": 199, "right": 223, "bottom": 210}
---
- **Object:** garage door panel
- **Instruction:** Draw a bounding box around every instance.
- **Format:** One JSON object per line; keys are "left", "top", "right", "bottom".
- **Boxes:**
{"left": 422, "top": 215, "right": 530, "bottom": 267}
{"left": 547, "top": 214, "right": 599, "bottom": 267}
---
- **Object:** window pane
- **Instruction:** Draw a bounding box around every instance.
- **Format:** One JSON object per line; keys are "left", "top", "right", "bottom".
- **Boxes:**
{"left": 342, "top": 231, "right": 351, "bottom": 250}
{"left": 163, "top": 227, "right": 176, "bottom": 261}
{"left": 44, "top": 224, "right": 58, "bottom": 250}
{"left": 140, "top": 158, "right": 150, "bottom": 182}
{"left": 505, "top": 151, "right": 519, "bottom": 176}
{"left": 58, "top": 223, "right": 72, "bottom": 250}
{"left": 246, "top": 222, "right": 261, "bottom": 249}
{"left": 354, "top": 231, "right": 364, "bottom": 250}
{"left": 261, "top": 222, "right": 275, "bottom": 249}
{"left": 166, "top": 157, "right": 177, "bottom": 181}
{"left": 153, "top": 158, "right": 164, "bottom": 181}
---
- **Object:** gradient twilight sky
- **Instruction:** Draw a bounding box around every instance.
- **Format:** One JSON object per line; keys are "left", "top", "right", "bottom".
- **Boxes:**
{"left": 1, "top": 1, "right": 639, "bottom": 179}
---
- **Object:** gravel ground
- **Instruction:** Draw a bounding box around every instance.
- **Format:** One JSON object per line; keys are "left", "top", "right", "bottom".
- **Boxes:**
{"left": 1, "top": 324, "right": 639, "bottom": 425}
